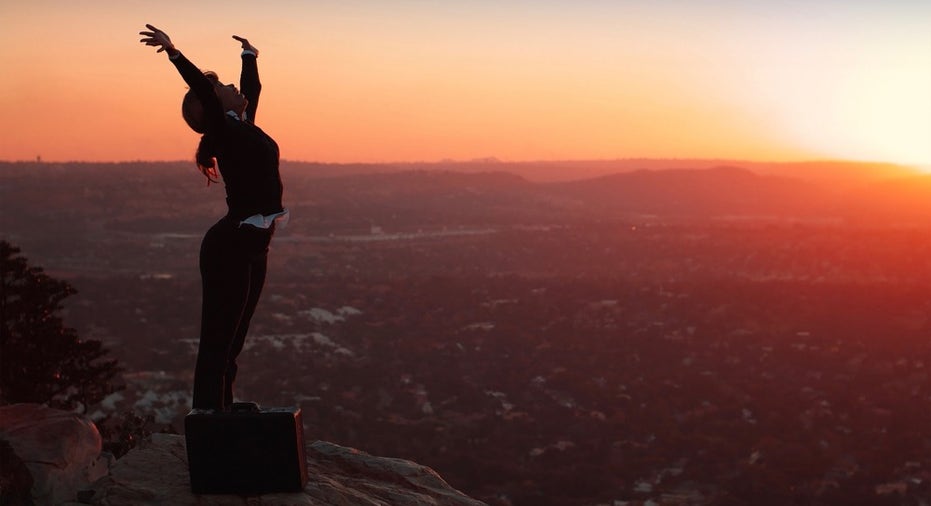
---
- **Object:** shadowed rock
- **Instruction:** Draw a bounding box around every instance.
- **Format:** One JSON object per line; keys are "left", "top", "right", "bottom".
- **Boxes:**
{"left": 1, "top": 404, "right": 486, "bottom": 505}
{"left": 0, "top": 404, "right": 109, "bottom": 505}
{"left": 79, "top": 433, "right": 487, "bottom": 505}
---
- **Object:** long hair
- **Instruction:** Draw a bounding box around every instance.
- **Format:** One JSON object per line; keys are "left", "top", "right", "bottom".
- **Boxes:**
{"left": 181, "top": 88, "right": 219, "bottom": 185}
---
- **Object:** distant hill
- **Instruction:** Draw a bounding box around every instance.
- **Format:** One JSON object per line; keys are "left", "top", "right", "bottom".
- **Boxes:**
{"left": 547, "top": 166, "right": 829, "bottom": 218}
{"left": 3, "top": 161, "right": 931, "bottom": 236}
{"left": 280, "top": 159, "right": 920, "bottom": 186}
{"left": 283, "top": 166, "right": 887, "bottom": 224}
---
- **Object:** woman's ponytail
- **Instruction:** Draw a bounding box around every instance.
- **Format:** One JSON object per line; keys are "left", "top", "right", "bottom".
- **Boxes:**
{"left": 196, "top": 135, "right": 219, "bottom": 186}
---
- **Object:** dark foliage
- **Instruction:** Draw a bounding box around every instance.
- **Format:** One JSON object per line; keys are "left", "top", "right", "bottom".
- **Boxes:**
{"left": 0, "top": 241, "right": 121, "bottom": 411}
{"left": 97, "top": 411, "right": 178, "bottom": 459}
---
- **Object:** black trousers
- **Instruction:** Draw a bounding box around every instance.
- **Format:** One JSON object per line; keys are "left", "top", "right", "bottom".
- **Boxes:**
{"left": 192, "top": 217, "right": 273, "bottom": 411}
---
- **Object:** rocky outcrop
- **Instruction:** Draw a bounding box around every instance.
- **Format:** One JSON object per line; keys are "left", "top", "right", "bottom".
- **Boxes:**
{"left": 1, "top": 403, "right": 486, "bottom": 505}
{"left": 80, "top": 433, "right": 487, "bottom": 506}
{"left": 0, "top": 404, "right": 110, "bottom": 505}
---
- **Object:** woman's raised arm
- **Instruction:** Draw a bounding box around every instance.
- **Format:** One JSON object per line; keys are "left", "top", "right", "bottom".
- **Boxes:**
{"left": 233, "top": 35, "right": 261, "bottom": 123}
{"left": 139, "top": 24, "right": 224, "bottom": 132}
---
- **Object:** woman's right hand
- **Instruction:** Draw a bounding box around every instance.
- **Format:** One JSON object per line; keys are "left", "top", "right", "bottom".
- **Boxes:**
{"left": 139, "top": 24, "right": 178, "bottom": 56}
{"left": 232, "top": 35, "right": 259, "bottom": 57}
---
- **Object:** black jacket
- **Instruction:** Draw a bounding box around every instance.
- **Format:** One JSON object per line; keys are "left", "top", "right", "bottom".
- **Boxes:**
{"left": 171, "top": 51, "right": 284, "bottom": 220}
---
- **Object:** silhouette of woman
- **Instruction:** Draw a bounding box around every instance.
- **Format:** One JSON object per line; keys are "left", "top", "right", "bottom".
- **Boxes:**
{"left": 140, "top": 24, "right": 288, "bottom": 411}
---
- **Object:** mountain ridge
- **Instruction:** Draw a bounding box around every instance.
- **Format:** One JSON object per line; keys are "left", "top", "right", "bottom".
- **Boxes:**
{"left": 4, "top": 162, "right": 931, "bottom": 235}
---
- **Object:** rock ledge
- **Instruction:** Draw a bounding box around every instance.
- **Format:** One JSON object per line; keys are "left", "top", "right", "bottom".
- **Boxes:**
{"left": 78, "top": 433, "right": 487, "bottom": 506}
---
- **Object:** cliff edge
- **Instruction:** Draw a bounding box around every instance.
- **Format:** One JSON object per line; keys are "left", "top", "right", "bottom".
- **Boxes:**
{"left": 78, "top": 433, "right": 487, "bottom": 506}
{"left": 0, "top": 404, "right": 487, "bottom": 506}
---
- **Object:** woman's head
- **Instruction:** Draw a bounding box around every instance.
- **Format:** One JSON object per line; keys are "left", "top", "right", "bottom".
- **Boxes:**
{"left": 182, "top": 89, "right": 207, "bottom": 133}
{"left": 180, "top": 71, "right": 249, "bottom": 133}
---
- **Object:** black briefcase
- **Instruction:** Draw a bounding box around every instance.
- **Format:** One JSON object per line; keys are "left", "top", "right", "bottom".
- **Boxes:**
{"left": 185, "top": 402, "right": 308, "bottom": 494}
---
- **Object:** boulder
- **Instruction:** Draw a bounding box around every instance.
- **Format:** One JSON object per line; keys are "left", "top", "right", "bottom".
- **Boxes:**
{"left": 0, "top": 403, "right": 109, "bottom": 505}
{"left": 81, "top": 433, "right": 487, "bottom": 506}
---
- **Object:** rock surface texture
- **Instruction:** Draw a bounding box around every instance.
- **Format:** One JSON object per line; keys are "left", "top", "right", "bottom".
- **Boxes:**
{"left": 0, "top": 404, "right": 109, "bottom": 505}
{"left": 1, "top": 403, "right": 486, "bottom": 505}
{"left": 80, "top": 433, "right": 488, "bottom": 506}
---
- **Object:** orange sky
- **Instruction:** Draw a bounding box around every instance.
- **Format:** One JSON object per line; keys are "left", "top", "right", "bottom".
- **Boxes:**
{"left": 1, "top": 1, "right": 929, "bottom": 166}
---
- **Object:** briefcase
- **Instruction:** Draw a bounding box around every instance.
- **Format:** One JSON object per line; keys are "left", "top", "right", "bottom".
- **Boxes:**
{"left": 185, "top": 402, "right": 308, "bottom": 494}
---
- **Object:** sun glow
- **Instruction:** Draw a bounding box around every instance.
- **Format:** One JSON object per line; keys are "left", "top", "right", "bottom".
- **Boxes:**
{"left": 786, "top": 47, "right": 931, "bottom": 167}
{"left": 751, "top": 60, "right": 931, "bottom": 169}
{"left": 836, "top": 63, "right": 931, "bottom": 167}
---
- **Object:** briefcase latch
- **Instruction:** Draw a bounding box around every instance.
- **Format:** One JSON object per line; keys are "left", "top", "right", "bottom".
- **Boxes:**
{"left": 229, "top": 401, "right": 260, "bottom": 413}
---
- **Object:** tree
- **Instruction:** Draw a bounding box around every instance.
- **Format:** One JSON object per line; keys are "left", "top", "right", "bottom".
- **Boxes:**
{"left": 0, "top": 241, "right": 120, "bottom": 411}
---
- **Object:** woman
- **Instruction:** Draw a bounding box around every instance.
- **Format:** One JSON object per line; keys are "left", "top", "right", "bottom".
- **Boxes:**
{"left": 140, "top": 24, "right": 288, "bottom": 411}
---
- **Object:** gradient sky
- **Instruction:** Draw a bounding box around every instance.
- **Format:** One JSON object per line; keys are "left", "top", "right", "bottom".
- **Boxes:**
{"left": 1, "top": 0, "right": 929, "bottom": 165}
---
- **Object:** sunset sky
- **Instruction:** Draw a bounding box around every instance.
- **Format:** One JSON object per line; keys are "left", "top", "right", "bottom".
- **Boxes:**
{"left": 1, "top": 0, "right": 929, "bottom": 166}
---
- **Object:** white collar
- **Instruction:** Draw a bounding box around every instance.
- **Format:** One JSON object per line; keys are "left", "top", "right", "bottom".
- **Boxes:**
{"left": 226, "top": 110, "right": 241, "bottom": 121}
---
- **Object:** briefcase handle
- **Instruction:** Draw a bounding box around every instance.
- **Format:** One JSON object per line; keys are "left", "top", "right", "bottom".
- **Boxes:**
{"left": 229, "top": 402, "right": 261, "bottom": 413}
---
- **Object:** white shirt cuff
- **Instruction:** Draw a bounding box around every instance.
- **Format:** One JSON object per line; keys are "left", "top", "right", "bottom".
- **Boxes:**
{"left": 241, "top": 50, "right": 257, "bottom": 57}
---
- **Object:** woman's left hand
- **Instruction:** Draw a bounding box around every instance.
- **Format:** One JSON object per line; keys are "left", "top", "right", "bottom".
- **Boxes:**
{"left": 232, "top": 35, "right": 259, "bottom": 56}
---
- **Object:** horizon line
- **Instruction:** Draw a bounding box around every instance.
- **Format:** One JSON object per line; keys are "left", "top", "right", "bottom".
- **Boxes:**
{"left": 1, "top": 157, "right": 928, "bottom": 169}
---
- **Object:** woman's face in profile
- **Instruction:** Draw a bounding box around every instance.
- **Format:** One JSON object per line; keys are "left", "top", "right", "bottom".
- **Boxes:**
{"left": 205, "top": 73, "right": 247, "bottom": 114}
{"left": 214, "top": 82, "right": 248, "bottom": 114}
